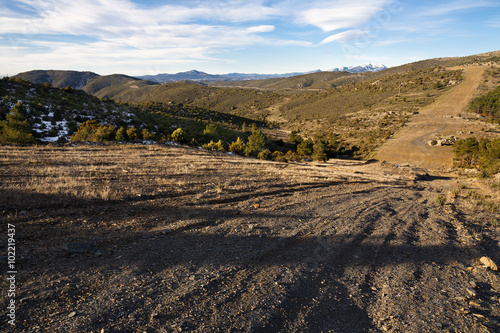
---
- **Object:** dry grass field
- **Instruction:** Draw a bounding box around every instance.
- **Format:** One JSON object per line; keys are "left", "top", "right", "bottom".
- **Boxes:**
{"left": 1, "top": 144, "right": 499, "bottom": 332}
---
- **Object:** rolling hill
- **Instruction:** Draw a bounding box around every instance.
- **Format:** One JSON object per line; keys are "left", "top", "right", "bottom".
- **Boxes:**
{"left": 8, "top": 50, "right": 500, "bottom": 158}
{"left": 13, "top": 70, "right": 157, "bottom": 99}
{"left": 13, "top": 70, "right": 99, "bottom": 89}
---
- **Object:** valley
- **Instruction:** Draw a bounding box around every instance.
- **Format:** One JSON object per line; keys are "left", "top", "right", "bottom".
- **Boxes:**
{"left": 1, "top": 52, "right": 500, "bottom": 332}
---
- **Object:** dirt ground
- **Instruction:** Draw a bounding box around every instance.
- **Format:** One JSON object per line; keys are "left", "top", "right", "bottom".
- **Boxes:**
{"left": 0, "top": 145, "right": 499, "bottom": 333}
{"left": 374, "top": 66, "right": 496, "bottom": 171}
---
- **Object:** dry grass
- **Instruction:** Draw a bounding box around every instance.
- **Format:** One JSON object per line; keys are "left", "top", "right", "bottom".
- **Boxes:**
{"left": 0, "top": 145, "right": 194, "bottom": 209}
{"left": 0, "top": 145, "right": 283, "bottom": 211}
{"left": 1, "top": 144, "right": 401, "bottom": 212}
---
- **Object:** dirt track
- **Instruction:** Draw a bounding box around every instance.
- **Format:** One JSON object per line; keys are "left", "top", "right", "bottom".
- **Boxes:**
{"left": 374, "top": 66, "right": 487, "bottom": 170}
{"left": 1, "top": 146, "right": 499, "bottom": 332}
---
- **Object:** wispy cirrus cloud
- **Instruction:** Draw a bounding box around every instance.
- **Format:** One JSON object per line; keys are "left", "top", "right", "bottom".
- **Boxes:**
{"left": 418, "top": 0, "right": 495, "bottom": 16}
{"left": 320, "top": 29, "right": 369, "bottom": 44}
{"left": 488, "top": 15, "right": 500, "bottom": 28}
{"left": 1, "top": 0, "right": 399, "bottom": 74}
{"left": 12, "top": 0, "right": 500, "bottom": 75}
{"left": 296, "top": 0, "right": 393, "bottom": 32}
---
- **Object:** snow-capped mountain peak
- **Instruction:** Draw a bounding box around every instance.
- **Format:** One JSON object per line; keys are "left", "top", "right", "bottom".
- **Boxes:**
{"left": 329, "top": 64, "right": 387, "bottom": 73}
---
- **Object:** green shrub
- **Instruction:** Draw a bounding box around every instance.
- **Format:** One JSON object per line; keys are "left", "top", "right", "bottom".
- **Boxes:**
{"left": 297, "top": 139, "right": 313, "bottom": 156}
{"left": 203, "top": 139, "right": 226, "bottom": 151}
{"left": 229, "top": 137, "right": 246, "bottom": 154}
{"left": 70, "top": 120, "right": 116, "bottom": 142}
{"left": 171, "top": 128, "right": 186, "bottom": 143}
{"left": 257, "top": 149, "right": 272, "bottom": 160}
{"left": 453, "top": 137, "right": 479, "bottom": 167}
{"left": 273, "top": 151, "right": 288, "bottom": 163}
{"left": 312, "top": 140, "right": 328, "bottom": 161}
{"left": 289, "top": 130, "right": 303, "bottom": 145}
{"left": 285, "top": 150, "right": 302, "bottom": 161}
{"left": 435, "top": 195, "right": 447, "bottom": 206}
{"left": 469, "top": 85, "right": 500, "bottom": 120}
{"left": 115, "top": 127, "right": 128, "bottom": 141}
{"left": 127, "top": 126, "right": 139, "bottom": 140}
{"left": 142, "top": 128, "right": 154, "bottom": 140}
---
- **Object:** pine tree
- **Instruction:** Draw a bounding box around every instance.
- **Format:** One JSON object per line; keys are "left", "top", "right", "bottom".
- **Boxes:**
{"left": 0, "top": 102, "right": 35, "bottom": 144}
{"left": 297, "top": 139, "right": 313, "bottom": 156}
{"left": 312, "top": 140, "right": 327, "bottom": 162}
{"left": 244, "top": 129, "right": 265, "bottom": 157}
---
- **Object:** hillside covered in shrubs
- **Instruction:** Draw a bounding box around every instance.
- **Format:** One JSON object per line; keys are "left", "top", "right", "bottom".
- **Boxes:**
{"left": 0, "top": 77, "right": 349, "bottom": 162}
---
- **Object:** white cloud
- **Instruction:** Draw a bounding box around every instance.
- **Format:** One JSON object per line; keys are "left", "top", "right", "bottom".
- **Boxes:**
{"left": 247, "top": 25, "right": 276, "bottom": 33}
{"left": 320, "top": 30, "right": 368, "bottom": 44}
{"left": 0, "top": 0, "right": 403, "bottom": 74}
{"left": 296, "top": 0, "right": 392, "bottom": 32}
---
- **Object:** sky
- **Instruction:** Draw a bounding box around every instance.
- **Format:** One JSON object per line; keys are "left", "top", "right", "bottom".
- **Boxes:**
{"left": 1, "top": 0, "right": 499, "bottom": 77}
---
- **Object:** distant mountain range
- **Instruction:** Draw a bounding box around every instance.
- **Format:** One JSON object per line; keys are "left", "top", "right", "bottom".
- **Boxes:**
{"left": 329, "top": 64, "right": 387, "bottom": 73}
{"left": 135, "top": 65, "right": 386, "bottom": 83}
{"left": 14, "top": 65, "right": 388, "bottom": 87}
{"left": 136, "top": 70, "right": 321, "bottom": 83}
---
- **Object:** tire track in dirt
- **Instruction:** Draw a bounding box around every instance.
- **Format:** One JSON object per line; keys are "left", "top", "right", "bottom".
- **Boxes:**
{"left": 258, "top": 188, "right": 420, "bottom": 332}
{"left": 149, "top": 184, "right": 409, "bottom": 331}
{"left": 7, "top": 146, "right": 497, "bottom": 333}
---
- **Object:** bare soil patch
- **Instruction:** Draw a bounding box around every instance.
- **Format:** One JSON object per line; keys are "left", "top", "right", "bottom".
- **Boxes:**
{"left": 1, "top": 145, "right": 499, "bottom": 332}
{"left": 374, "top": 66, "right": 496, "bottom": 171}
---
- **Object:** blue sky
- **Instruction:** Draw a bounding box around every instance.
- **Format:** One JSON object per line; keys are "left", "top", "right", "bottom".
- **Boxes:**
{"left": 1, "top": 0, "right": 499, "bottom": 76}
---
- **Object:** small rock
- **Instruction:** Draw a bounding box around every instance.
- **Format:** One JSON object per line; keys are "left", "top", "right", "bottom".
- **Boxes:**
{"left": 480, "top": 257, "right": 498, "bottom": 271}
{"left": 253, "top": 204, "right": 260, "bottom": 209}
{"left": 68, "top": 311, "right": 77, "bottom": 318}
{"left": 469, "top": 301, "right": 481, "bottom": 307}
{"left": 466, "top": 288, "right": 477, "bottom": 297}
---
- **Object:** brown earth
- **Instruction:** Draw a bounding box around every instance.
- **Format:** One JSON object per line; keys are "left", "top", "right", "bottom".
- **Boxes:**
{"left": 374, "top": 66, "right": 491, "bottom": 171}
{"left": 1, "top": 145, "right": 499, "bottom": 333}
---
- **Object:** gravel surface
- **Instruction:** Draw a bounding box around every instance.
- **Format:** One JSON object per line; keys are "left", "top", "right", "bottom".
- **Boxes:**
{"left": 1, "top": 146, "right": 499, "bottom": 332}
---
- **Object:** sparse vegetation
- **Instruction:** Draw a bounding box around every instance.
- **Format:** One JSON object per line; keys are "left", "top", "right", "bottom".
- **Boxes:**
{"left": 435, "top": 195, "right": 447, "bottom": 206}
{"left": 469, "top": 84, "right": 500, "bottom": 121}
{"left": 453, "top": 137, "right": 500, "bottom": 177}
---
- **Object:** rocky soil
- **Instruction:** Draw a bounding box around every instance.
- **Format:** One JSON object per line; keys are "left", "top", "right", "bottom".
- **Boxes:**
{"left": 1, "top": 145, "right": 499, "bottom": 332}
